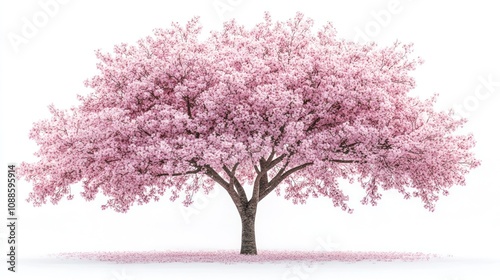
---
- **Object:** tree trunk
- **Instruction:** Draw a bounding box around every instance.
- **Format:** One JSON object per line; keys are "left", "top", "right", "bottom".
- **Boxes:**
{"left": 240, "top": 207, "right": 257, "bottom": 255}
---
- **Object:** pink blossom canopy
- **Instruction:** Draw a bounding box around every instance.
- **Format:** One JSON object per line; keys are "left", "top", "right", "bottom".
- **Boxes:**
{"left": 19, "top": 13, "right": 480, "bottom": 213}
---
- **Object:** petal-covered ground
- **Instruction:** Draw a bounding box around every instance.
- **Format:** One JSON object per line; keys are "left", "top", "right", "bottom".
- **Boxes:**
{"left": 57, "top": 250, "right": 437, "bottom": 264}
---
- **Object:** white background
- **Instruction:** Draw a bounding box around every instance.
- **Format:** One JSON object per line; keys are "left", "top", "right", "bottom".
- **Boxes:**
{"left": 1, "top": 0, "right": 499, "bottom": 279}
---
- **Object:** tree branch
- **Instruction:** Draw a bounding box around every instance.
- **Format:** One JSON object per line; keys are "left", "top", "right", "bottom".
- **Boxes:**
{"left": 306, "top": 117, "right": 321, "bottom": 132}
{"left": 259, "top": 162, "right": 313, "bottom": 201}
{"left": 205, "top": 166, "right": 242, "bottom": 209}
{"left": 184, "top": 96, "right": 193, "bottom": 119}
{"left": 327, "top": 158, "right": 365, "bottom": 164}
{"left": 258, "top": 158, "right": 269, "bottom": 198}
{"left": 156, "top": 167, "right": 202, "bottom": 177}
{"left": 222, "top": 164, "right": 248, "bottom": 204}
{"left": 249, "top": 166, "right": 266, "bottom": 206}
{"left": 268, "top": 154, "right": 285, "bottom": 170}
{"left": 265, "top": 149, "right": 276, "bottom": 163}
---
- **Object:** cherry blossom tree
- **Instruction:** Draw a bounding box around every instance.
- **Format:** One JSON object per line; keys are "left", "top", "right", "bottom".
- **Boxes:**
{"left": 19, "top": 13, "right": 480, "bottom": 255}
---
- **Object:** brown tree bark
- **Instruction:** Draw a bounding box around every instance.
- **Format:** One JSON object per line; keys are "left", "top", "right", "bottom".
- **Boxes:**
{"left": 239, "top": 205, "right": 257, "bottom": 255}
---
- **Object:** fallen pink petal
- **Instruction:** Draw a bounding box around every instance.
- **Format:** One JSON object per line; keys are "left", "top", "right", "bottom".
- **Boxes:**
{"left": 57, "top": 250, "right": 437, "bottom": 264}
